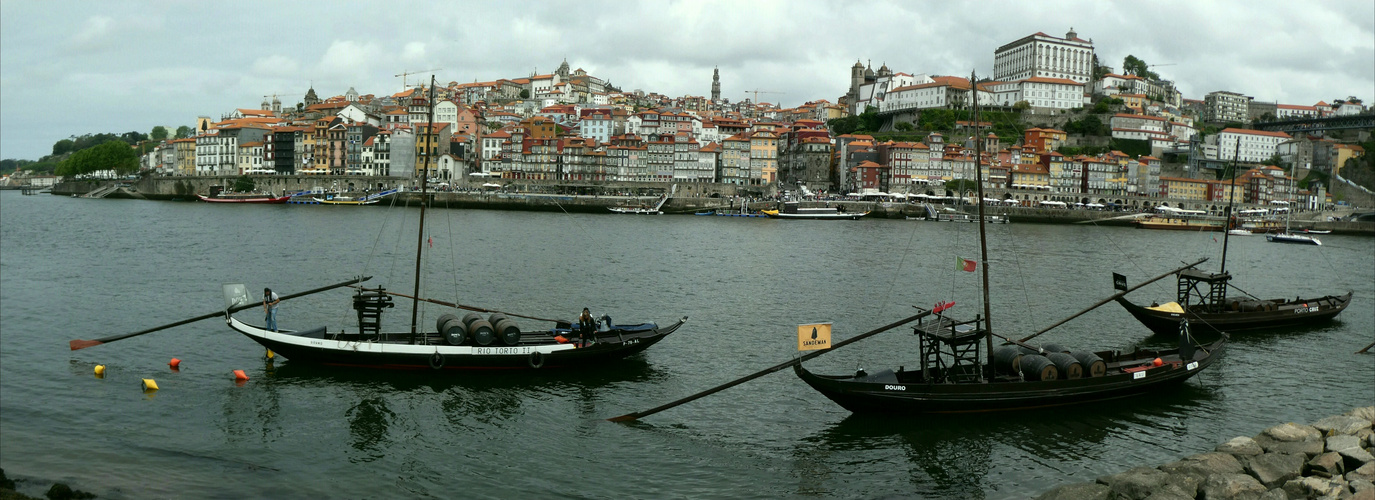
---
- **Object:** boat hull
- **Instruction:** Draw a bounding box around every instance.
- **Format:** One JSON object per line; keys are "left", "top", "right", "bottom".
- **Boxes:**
{"left": 794, "top": 337, "right": 1225, "bottom": 414}
{"left": 197, "top": 194, "right": 292, "bottom": 204}
{"left": 1266, "top": 233, "right": 1322, "bottom": 245}
{"left": 761, "top": 210, "right": 867, "bottom": 220}
{"left": 1115, "top": 292, "right": 1351, "bottom": 336}
{"left": 226, "top": 316, "right": 686, "bottom": 370}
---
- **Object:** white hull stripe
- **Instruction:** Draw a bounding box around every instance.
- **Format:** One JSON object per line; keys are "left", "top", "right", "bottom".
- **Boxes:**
{"left": 228, "top": 316, "right": 577, "bottom": 355}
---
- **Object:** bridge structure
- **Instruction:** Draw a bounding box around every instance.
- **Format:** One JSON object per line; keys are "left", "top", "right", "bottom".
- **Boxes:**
{"left": 1253, "top": 114, "right": 1374, "bottom": 135}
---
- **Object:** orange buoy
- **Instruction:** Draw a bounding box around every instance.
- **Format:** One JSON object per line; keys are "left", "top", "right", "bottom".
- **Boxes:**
{"left": 141, "top": 378, "right": 159, "bottom": 391}
{"left": 1152, "top": 358, "right": 1163, "bottom": 367}
{"left": 94, "top": 365, "right": 106, "bottom": 378}
{"left": 233, "top": 369, "right": 249, "bottom": 381}
{"left": 169, "top": 358, "right": 181, "bottom": 369}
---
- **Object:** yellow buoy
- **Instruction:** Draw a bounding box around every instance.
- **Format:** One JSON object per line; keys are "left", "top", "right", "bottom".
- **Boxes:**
{"left": 94, "top": 365, "right": 106, "bottom": 378}
{"left": 141, "top": 378, "right": 159, "bottom": 392}
{"left": 265, "top": 349, "right": 275, "bottom": 360}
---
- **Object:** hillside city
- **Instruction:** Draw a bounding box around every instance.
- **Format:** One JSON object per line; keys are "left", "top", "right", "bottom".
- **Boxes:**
{"left": 5, "top": 28, "right": 1372, "bottom": 208}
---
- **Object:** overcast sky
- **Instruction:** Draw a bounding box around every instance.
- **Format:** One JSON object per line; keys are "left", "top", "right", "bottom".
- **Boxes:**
{"left": 2, "top": 0, "right": 1371, "bottom": 161}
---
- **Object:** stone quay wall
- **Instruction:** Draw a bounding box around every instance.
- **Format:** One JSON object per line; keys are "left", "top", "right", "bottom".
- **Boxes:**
{"left": 1036, "top": 406, "right": 1375, "bottom": 500}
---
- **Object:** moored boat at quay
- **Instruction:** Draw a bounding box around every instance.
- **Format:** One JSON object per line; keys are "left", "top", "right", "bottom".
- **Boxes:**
{"left": 196, "top": 191, "right": 292, "bottom": 203}
{"left": 762, "top": 201, "right": 867, "bottom": 220}
{"left": 1135, "top": 215, "right": 1225, "bottom": 231}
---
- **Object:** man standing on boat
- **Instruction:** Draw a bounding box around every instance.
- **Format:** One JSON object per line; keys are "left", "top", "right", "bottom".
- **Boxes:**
{"left": 263, "top": 288, "right": 280, "bottom": 332}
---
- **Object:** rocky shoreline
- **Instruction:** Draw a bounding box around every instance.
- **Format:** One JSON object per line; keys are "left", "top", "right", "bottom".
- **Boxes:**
{"left": 1037, "top": 407, "right": 1375, "bottom": 500}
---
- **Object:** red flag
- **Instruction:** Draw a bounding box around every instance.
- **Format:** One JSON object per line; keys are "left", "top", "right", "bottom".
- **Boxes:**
{"left": 958, "top": 257, "right": 977, "bottom": 272}
{"left": 427, "top": 236, "right": 434, "bottom": 248}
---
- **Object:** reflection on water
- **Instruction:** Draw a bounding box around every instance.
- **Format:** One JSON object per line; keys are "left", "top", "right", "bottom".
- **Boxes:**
{"left": 346, "top": 397, "right": 395, "bottom": 462}
{"left": 793, "top": 381, "right": 1221, "bottom": 498}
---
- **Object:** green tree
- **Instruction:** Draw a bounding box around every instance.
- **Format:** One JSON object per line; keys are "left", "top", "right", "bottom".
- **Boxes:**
{"left": 1012, "top": 100, "right": 1031, "bottom": 111}
{"left": 233, "top": 175, "right": 256, "bottom": 192}
{"left": 1122, "top": 55, "right": 1159, "bottom": 80}
{"left": 894, "top": 121, "right": 914, "bottom": 132}
{"left": 52, "top": 139, "right": 75, "bottom": 156}
{"left": 519, "top": 89, "right": 530, "bottom": 99}
{"left": 150, "top": 126, "right": 169, "bottom": 141}
{"left": 174, "top": 125, "right": 193, "bottom": 139}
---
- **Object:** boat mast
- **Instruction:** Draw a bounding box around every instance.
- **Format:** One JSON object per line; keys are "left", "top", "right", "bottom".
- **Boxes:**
{"left": 970, "top": 71, "right": 994, "bottom": 370}
{"left": 409, "top": 75, "right": 437, "bottom": 342}
{"left": 1220, "top": 141, "right": 1241, "bottom": 275}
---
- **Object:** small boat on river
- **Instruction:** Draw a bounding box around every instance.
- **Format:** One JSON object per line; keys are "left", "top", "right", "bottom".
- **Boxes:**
{"left": 197, "top": 192, "right": 292, "bottom": 204}
{"left": 1116, "top": 144, "right": 1349, "bottom": 336}
{"left": 794, "top": 71, "right": 1224, "bottom": 414}
{"left": 762, "top": 202, "right": 867, "bottom": 220}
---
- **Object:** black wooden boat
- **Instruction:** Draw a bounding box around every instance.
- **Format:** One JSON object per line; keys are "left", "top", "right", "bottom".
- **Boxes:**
{"left": 795, "top": 317, "right": 1226, "bottom": 414}
{"left": 793, "top": 71, "right": 1225, "bottom": 414}
{"left": 1114, "top": 270, "right": 1350, "bottom": 336}
{"left": 1114, "top": 143, "right": 1350, "bottom": 337}
{"left": 221, "top": 77, "right": 686, "bottom": 370}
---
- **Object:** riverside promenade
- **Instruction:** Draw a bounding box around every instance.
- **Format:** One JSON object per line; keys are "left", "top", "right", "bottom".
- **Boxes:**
{"left": 1036, "top": 407, "right": 1375, "bottom": 500}
{"left": 48, "top": 175, "right": 1374, "bottom": 234}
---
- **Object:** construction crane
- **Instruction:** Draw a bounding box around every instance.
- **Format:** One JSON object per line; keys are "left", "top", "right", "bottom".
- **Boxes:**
{"left": 396, "top": 68, "right": 442, "bottom": 90}
{"left": 745, "top": 89, "right": 784, "bottom": 103}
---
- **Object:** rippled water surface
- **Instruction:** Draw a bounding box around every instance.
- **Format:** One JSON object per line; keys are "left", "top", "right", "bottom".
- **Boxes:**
{"left": 2, "top": 191, "right": 1372, "bottom": 499}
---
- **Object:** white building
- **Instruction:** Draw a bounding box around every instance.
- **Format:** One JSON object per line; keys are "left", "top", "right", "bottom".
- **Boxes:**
{"left": 1204, "top": 91, "right": 1251, "bottom": 123}
{"left": 1216, "top": 128, "right": 1292, "bottom": 163}
{"left": 989, "top": 77, "right": 1085, "bottom": 110}
{"left": 1109, "top": 113, "right": 1170, "bottom": 141}
{"left": 993, "top": 28, "right": 1096, "bottom": 85}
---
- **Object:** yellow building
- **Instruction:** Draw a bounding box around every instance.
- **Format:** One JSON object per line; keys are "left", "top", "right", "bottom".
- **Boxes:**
{"left": 749, "top": 130, "right": 778, "bottom": 185}
{"left": 172, "top": 138, "right": 197, "bottom": 176}
{"left": 1160, "top": 176, "right": 1209, "bottom": 201}
{"left": 1333, "top": 144, "right": 1365, "bottom": 178}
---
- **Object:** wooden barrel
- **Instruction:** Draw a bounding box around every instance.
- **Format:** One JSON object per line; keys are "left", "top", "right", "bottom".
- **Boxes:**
{"left": 461, "top": 312, "right": 483, "bottom": 327}
{"left": 467, "top": 319, "right": 495, "bottom": 346}
{"left": 492, "top": 318, "right": 521, "bottom": 346}
{"left": 1046, "top": 352, "right": 1083, "bottom": 379}
{"left": 1020, "top": 354, "right": 1058, "bottom": 381}
{"left": 488, "top": 313, "right": 508, "bottom": 325}
{"left": 436, "top": 313, "right": 467, "bottom": 346}
{"left": 1072, "top": 351, "right": 1107, "bottom": 377}
{"left": 993, "top": 345, "right": 1022, "bottom": 375}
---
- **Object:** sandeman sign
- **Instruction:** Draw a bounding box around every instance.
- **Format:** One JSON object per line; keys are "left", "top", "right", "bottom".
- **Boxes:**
{"left": 797, "top": 323, "right": 832, "bottom": 351}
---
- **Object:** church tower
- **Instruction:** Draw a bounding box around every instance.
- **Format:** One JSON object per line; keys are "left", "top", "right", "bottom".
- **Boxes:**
{"left": 711, "top": 67, "right": 721, "bottom": 101}
{"left": 556, "top": 58, "right": 570, "bottom": 84}
{"left": 304, "top": 85, "right": 320, "bottom": 106}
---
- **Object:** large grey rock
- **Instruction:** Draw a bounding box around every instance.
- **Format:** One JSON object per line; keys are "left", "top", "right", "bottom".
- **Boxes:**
{"left": 1264, "top": 422, "right": 1322, "bottom": 442}
{"left": 1254, "top": 433, "right": 1326, "bottom": 457}
{"left": 1315, "top": 415, "right": 1374, "bottom": 436}
{"left": 1219, "top": 436, "right": 1266, "bottom": 456}
{"left": 1199, "top": 473, "right": 1267, "bottom": 500}
{"left": 1332, "top": 435, "right": 1366, "bottom": 453}
{"left": 1142, "top": 484, "right": 1194, "bottom": 500}
{"left": 1340, "top": 446, "right": 1375, "bottom": 470}
{"left": 1283, "top": 476, "right": 1346, "bottom": 498}
{"left": 1350, "top": 462, "right": 1375, "bottom": 482}
{"left": 1350, "top": 484, "right": 1375, "bottom": 500}
{"left": 1348, "top": 407, "right": 1375, "bottom": 424}
{"left": 1160, "top": 451, "right": 1246, "bottom": 478}
{"left": 1307, "top": 451, "right": 1347, "bottom": 478}
{"left": 1245, "top": 452, "right": 1308, "bottom": 488}
{"left": 1258, "top": 488, "right": 1287, "bottom": 500}
{"left": 1034, "top": 481, "right": 1112, "bottom": 500}
{"left": 1097, "top": 467, "right": 1173, "bottom": 500}
{"left": 1351, "top": 478, "right": 1375, "bottom": 493}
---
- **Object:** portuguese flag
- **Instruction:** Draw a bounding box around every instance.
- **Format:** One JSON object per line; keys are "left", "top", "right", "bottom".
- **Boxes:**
{"left": 958, "top": 257, "right": 977, "bottom": 272}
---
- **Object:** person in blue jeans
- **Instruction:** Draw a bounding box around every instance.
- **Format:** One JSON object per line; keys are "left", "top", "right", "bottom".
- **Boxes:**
{"left": 263, "top": 288, "right": 280, "bottom": 331}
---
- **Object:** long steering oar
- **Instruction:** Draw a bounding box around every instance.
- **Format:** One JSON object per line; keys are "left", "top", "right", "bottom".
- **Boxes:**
{"left": 69, "top": 276, "right": 370, "bottom": 350}
{"left": 1018, "top": 258, "right": 1207, "bottom": 343}
{"left": 346, "top": 286, "right": 563, "bottom": 323}
{"left": 608, "top": 308, "right": 933, "bottom": 423}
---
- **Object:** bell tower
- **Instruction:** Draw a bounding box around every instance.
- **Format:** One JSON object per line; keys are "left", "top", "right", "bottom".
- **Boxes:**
{"left": 711, "top": 67, "right": 721, "bottom": 102}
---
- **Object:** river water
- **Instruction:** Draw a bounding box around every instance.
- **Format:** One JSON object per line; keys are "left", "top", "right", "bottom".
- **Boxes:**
{"left": 1, "top": 190, "right": 1372, "bottom": 499}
